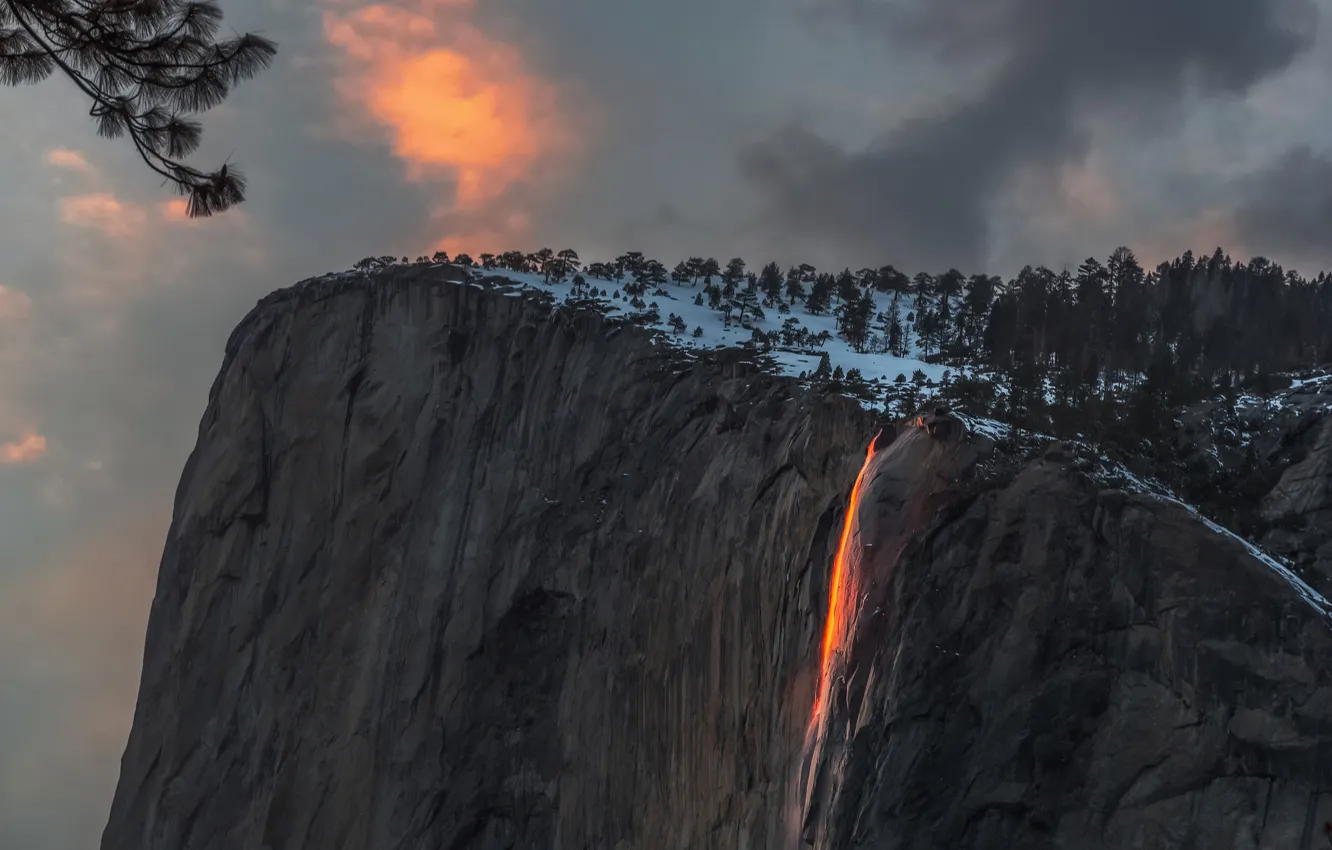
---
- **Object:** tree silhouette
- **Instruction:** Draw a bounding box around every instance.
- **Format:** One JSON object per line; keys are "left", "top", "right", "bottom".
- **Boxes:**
{"left": 671, "top": 260, "right": 691, "bottom": 286}
{"left": 757, "top": 261, "right": 783, "bottom": 306}
{"left": 422, "top": 240, "right": 1332, "bottom": 457}
{"left": 553, "top": 248, "right": 581, "bottom": 282}
{"left": 1, "top": 0, "right": 277, "bottom": 217}
{"left": 697, "top": 257, "right": 720, "bottom": 288}
{"left": 533, "top": 247, "right": 555, "bottom": 282}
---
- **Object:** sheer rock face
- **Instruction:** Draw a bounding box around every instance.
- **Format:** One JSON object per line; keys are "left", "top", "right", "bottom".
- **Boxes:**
{"left": 801, "top": 439, "right": 1332, "bottom": 850}
{"left": 1261, "top": 414, "right": 1332, "bottom": 584}
{"left": 101, "top": 268, "right": 877, "bottom": 850}
{"left": 1175, "top": 382, "right": 1332, "bottom": 592}
{"left": 104, "top": 269, "right": 1332, "bottom": 850}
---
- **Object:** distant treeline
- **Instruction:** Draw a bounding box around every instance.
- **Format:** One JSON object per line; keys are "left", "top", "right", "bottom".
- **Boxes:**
{"left": 359, "top": 245, "right": 1332, "bottom": 441}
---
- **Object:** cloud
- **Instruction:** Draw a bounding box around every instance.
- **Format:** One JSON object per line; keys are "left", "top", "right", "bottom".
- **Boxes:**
{"left": 0, "top": 285, "right": 31, "bottom": 321}
{"left": 44, "top": 153, "right": 211, "bottom": 238}
{"left": 1133, "top": 207, "right": 1245, "bottom": 269}
{"left": 322, "top": 0, "right": 580, "bottom": 251}
{"left": 159, "top": 199, "right": 195, "bottom": 223}
{"left": 157, "top": 197, "right": 235, "bottom": 227}
{"left": 1052, "top": 155, "right": 1122, "bottom": 224}
{"left": 57, "top": 193, "right": 148, "bottom": 239}
{"left": 1234, "top": 146, "right": 1332, "bottom": 268}
{"left": 42, "top": 148, "right": 93, "bottom": 172}
{"left": 0, "top": 432, "right": 47, "bottom": 465}
{"left": 0, "top": 508, "right": 164, "bottom": 850}
{"left": 744, "top": 0, "right": 1319, "bottom": 271}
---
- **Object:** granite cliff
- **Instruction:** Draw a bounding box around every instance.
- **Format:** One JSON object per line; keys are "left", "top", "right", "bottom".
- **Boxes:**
{"left": 102, "top": 266, "right": 1332, "bottom": 849}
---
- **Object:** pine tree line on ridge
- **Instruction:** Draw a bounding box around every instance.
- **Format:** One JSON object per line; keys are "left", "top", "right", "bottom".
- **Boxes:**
{"left": 353, "top": 245, "right": 1332, "bottom": 450}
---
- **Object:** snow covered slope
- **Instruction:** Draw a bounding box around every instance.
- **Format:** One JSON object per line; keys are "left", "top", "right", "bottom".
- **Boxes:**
{"left": 439, "top": 263, "right": 953, "bottom": 407}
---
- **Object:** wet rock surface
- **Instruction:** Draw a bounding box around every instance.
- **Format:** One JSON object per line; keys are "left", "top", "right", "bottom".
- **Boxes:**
{"left": 802, "top": 437, "right": 1332, "bottom": 850}
{"left": 104, "top": 269, "right": 1332, "bottom": 850}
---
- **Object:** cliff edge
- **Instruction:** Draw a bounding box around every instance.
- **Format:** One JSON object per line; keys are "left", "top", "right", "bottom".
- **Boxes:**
{"left": 103, "top": 267, "right": 1332, "bottom": 850}
{"left": 102, "top": 266, "right": 877, "bottom": 849}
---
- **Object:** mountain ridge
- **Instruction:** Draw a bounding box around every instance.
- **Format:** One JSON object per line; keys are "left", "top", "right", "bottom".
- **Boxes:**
{"left": 101, "top": 267, "right": 1332, "bottom": 850}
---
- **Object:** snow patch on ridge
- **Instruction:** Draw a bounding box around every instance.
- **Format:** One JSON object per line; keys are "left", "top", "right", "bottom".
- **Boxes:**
{"left": 310, "top": 260, "right": 1332, "bottom": 616}
{"left": 1102, "top": 463, "right": 1332, "bottom": 618}
{"left": 428, "top": 264, "right": 955, "bottom": 409}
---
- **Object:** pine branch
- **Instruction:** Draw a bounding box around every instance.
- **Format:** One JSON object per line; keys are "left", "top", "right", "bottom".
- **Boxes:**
{"left": 0, "top": 0, "right": 274, "bottom": 217}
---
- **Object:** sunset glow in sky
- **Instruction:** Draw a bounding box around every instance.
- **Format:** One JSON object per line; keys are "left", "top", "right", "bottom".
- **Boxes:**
{"left": 2, "top": 0, "right": 1332, "bottom": 847}
{"left": 322, "top": 0, "right": 577, "bottom": 250}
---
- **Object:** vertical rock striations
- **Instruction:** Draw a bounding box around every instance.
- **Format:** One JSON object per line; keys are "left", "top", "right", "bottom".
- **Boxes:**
{"left": 104, "top": 268, "right": 1332, "bottom": 850}
{"left": 101, "top": 267, "right": 876, "bottom": 850}
{"left": 801, "top": 436, "right": 1332, "bottom": 849}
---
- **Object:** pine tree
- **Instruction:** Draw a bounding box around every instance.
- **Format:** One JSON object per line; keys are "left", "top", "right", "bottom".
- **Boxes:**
{"left": 837, "top": 289, "right": 876, "bottom": 353}
{"left": 887, "top": 297, "right": 905, "bottom": 356}
{"left": 836, "top": 269, "right": 859, "bottom": 305}
{"left": 671, "top": 261, "right": 692, "bottom": 286}
{"left": 635, "top": 259, "right": 667, "bottom": 292}
{"left": 534, "top": 248, "right": 556, "bottom": 283}
{"left": 785, "top": 265, "right": 806, "bottom": 304}
{"left": 758, "top": 261, "right": 783, "bottom": 306}
{"left": 706, "top": 283, "right": 722, "bottom": 310}
{"left": 1, "top": 0, "right": 277, "bottom": 216}
{"left": 721, "top": 257, "right": 746, "bottom": 298}
{"left": 554, "top": 248, "right": 581, "bottom": 281}
{"left": 806, "top": 274, "right": 834, "bottom": 315}
{"left": 811, "top": 352, "right": 832, "bottom": 382}
{"left": 685, "top": 257, "right": 705, "bottom": 286}
{"left": 698, "top": 257, "right": 721, "bottom": 288}
{"left": 878, "top": 265, "right": 910, "bottom": 294}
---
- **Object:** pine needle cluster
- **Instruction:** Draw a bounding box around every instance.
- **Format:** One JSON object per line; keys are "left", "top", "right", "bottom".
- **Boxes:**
{"left": 1, "top": 0, "right": 276, "bottom": 216}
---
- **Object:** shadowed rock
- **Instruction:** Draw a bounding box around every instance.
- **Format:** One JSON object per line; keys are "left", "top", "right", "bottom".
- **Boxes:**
{"left": 102, "top": 270, "right": 1332, "bottom": 850}
{"left": 101, "top": 267, "right": 876, "bottom": 850}
{"left": 801, "top": 435, "right": 1332, "bottom": 849}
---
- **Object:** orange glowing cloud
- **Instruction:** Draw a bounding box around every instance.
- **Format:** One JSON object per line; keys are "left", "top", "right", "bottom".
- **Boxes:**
{"left": 159, "top": 198, "right": 211, "bottom": 225}
{"left": 323, "top": 0, "right": 579, "bottom": 247}
{"left": 44, "top": 148, "right": 94, "bottom": 172}
{"left": 161, "top": 199, "right": 191, "bottom": 221}
{"left": 58, "top": 192, "right": 147, "bottom": 238}
{"left": 433, "top": 209, "right": 533, "bottom": 256}
{"left": 1133, "top": 208, "right": 1245, "bottom": 269}
{"left": 1, "top": 431, "right": 48, "bottom": 465}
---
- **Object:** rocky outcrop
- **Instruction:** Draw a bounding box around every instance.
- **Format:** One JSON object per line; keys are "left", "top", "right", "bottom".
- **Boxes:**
{"left": 103, "top": 267, "right": 1332, "bottom": 850}
{"left": 1171, "top": 377, "right": 1332, "bottom": 594}
{"left": 101, "top": 266, "right": 878, "bottom": 850}
{"left": 1260, "top": 411, "right": 1332, "bottom": 584}
{"left": 801, "top": 438, "right": 1332, "bottom": 849}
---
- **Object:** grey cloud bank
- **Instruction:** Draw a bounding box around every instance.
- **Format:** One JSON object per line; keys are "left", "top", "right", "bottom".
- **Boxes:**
{"left": 742, "top": 0, "right": 1325, "bottom": 272}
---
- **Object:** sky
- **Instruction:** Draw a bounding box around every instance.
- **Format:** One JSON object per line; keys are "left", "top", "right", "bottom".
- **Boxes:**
{"left": 2, "top": 0, "right": 1332, "bottom": 846}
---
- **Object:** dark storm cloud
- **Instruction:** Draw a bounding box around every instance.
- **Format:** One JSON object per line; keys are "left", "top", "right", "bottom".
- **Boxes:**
{"left": 1235, "top": 146, "right": 1332, "bottom": 266}
{"left": 744, "top": 0, "right": 1319, "bottom": 272}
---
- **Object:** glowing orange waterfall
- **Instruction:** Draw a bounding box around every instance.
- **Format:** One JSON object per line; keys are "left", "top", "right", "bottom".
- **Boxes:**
{"left": 811, "top": 433, "right": 880, "bottom": 720}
